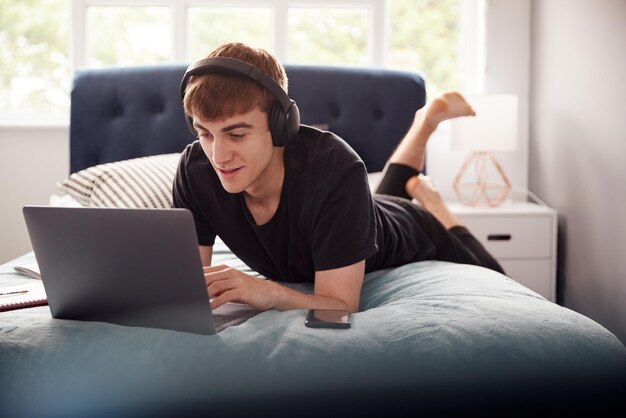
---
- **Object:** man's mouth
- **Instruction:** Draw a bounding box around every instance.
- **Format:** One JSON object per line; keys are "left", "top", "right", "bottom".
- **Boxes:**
{"left": 217, "top": 167, "right": 242, "bottom": 178}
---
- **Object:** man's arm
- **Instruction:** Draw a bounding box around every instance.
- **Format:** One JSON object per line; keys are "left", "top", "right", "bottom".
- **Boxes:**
{"left": 204, "top": 260, "right": 365, "bottom": 313}
{"left": 199, "top": 245, "right": 213, "bottom": 267}
{"left": 283, "top": 260, "right": 365, "bottom": 312}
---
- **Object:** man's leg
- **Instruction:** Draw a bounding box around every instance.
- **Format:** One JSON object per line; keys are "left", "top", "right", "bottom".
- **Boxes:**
{"left": 376, "top": 91, "right": 504, "bottom": 274}
{"left": 375, "top": 92, "right": 475, "bottom": 199}
{"left": 408, "top": 175, "right": 505, "bottom": 275}
{"left": 389, "top": 91, "right": 475, "bottom": 172}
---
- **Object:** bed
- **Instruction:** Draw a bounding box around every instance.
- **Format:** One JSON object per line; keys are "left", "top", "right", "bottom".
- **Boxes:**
{"left": 1, "top": 64, "right": 625, "bottom": 417}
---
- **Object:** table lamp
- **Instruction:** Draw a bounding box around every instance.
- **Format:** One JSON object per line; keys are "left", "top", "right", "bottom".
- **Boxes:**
{"left": 450, "top": 94, "right": 518, "bottom": 207}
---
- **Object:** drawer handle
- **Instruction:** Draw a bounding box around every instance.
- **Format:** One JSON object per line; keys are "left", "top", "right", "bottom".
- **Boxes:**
{"left": 487, "top": 234, "right": 512, "bottom": 241}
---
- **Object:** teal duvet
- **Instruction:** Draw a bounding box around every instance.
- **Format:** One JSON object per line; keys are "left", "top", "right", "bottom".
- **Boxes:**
{"left": 1, "top": 248, "right": 625, "bottom": 417}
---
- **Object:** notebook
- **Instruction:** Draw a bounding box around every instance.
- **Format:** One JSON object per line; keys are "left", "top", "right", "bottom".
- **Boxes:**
{"left": 0, "top": 281, "right": 48, "bottom": 312}
{"left": 22, "top": 206, "right": 259, "bottom": 335}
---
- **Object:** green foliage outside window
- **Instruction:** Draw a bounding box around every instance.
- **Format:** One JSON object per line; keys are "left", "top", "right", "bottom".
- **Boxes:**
{"left": 286, "top": 8, "right": 370, "bottom": 66}
{"left": 1, "top": 0, "right": 462, "bottom": 119}
{"left": 188, "top": 7, "right": 272, "bottom": 61}
{"left": 389, "top": 0, "right": 462, "bottom": 94}
{"left": 86, "top": 6, "right": 170, "bottom": 67}
{"left": 0, "top": 0, "right": 69, "bottom": 117}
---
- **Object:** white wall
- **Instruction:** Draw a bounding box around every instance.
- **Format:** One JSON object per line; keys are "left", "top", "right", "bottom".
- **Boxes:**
{"left": 0, "top": 126, "right": 69, "bottom": 263}
{"left": 530, "top": 0, "right": 626, "bottom": 343}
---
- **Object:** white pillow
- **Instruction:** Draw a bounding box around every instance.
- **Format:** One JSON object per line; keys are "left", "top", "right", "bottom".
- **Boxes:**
{"left": 57, "top": 153, "right": 181, "bottom": 208}
{"left": 49, "top": 193, "right": 83, "bottom": 207}
{"left": 367, "top": 171, "right": 383, "bottom": 192}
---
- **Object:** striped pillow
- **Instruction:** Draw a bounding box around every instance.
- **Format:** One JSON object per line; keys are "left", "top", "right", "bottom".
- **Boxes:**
{"left": 57, "top": 153, "right": 181, "bottom": 208}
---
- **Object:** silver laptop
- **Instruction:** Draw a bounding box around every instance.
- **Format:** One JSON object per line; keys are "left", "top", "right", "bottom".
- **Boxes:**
{"left": 23, "top": 206, "right": 258, "bottom": 335}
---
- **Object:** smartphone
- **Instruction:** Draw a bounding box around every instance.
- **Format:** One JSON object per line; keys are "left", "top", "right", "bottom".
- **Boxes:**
{"left": 305, "top": 309, "right": 351, "bottom": 329}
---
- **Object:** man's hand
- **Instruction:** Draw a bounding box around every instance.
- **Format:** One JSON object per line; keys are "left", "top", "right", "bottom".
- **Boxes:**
{"left": 204, "top": 260, "right": 366, "bottom": 313}
{"left": 204, "top": 265, "right": 280, "bottom": 311}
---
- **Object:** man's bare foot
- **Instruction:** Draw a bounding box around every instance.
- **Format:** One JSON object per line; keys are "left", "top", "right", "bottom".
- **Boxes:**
{"left": 388, "top": 92, "right": 475, "bottom": 172}
{"left": 422, "top": 91, "right": 476, "bottom": 128}
{"left": 406, "top": 174, "right": 464, "bottom": 230}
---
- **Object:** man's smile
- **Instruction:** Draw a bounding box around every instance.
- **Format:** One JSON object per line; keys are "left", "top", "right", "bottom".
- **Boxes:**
{"left": 216, "top": 166, "right": 243, "bottom": 179}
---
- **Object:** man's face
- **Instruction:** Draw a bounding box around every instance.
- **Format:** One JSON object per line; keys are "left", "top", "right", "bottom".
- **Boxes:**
{"left": 192, "top": 108, "right": 281, "bottom": 195}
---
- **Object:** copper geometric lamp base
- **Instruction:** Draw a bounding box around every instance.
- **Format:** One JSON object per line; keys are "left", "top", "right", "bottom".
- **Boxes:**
{"left": 453, "top": 151, "right": 512, "bottom": 207}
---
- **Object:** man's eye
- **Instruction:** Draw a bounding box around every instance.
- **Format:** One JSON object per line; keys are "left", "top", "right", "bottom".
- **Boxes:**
{"left": 230, "top": 133, "right": 246, "bottom": 140}
{"left": 197, "top": 132, "right": 213, "bottom": 141}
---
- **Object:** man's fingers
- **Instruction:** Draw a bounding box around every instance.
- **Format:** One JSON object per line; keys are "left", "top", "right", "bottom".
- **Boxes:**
{"left": 201, "top": 266, "right": 264, "bottom": 310}
{"left": 206, "top": 276, "right": 236, "bottom": 297}
{"left": 210, "top": 289, "right": 241, "bottom": 310}
{"left": 204, "top": 266, "right": 236, "bottom": 285}
{"left": 203, "top": 264, "right": 229, "bottom": 273}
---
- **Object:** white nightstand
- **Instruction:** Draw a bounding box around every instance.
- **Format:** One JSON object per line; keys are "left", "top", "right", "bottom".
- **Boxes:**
{"left": 449, "top": 201, "right": 558, "bottom": 302}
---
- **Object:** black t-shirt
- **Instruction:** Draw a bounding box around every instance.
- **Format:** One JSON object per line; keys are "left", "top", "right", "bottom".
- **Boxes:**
{"left": 172, "top": 125, "right": 435, "bottom": 283}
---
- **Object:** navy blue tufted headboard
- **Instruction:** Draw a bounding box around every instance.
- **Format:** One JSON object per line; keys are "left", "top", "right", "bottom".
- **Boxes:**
{"left": 70, "top": 64, "right": 425, "bottom": 173}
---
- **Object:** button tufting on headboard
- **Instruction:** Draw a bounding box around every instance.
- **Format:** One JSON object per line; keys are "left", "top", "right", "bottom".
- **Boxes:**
{"left": 329, "top": 103, "right": 341, "bottom": 118}
{"left": 147, "top": 96, "right": 165, "bottom": 114}
{"left": 70, "top": 64, "right": 425, "bottom": 174}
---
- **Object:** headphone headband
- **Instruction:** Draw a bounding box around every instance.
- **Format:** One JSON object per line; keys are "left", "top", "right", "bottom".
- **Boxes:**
{"left": 180, "top": 57, "right": 300, "bottom": 147}
{"left": 180, "top": 57, "right": 293, "bottom": 114}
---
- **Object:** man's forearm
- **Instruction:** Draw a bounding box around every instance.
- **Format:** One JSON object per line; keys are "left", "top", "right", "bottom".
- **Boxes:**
{"left": 270, "top": 281, "right": 356, "bottom": 312}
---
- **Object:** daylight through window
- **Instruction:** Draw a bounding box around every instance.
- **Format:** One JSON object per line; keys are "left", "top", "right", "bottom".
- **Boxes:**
{"left": 1, "top": 0, "right": 476, "bottom": 122}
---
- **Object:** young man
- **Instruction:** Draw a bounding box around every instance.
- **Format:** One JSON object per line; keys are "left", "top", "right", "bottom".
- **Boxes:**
{"left": 173, "top": 42, "right": 503, "bottom": 314}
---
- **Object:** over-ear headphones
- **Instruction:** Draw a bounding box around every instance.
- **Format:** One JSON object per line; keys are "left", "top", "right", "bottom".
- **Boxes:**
{"left": 180, "top": 57, "right": 300, "bottom": 147}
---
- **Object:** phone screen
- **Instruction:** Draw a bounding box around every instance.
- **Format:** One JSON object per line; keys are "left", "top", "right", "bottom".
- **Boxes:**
{"left": 305, "top": 309, "right": 351, "bottom": 329}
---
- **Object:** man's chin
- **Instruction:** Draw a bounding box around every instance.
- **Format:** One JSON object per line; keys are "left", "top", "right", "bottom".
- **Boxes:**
{"left": 219, "top": 181, "right": 245, "bottom": 194}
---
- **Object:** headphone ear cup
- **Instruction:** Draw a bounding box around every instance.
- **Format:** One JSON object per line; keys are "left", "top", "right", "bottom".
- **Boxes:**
{"left": 185, "top": 114, "right": 197, "bottom": 138}
{"left": 268, "top": 101, "right": 300, "bottom": 147}
{"left": 284, "top": 102, "right": 300, "bottom": 146}
{"left": 268, "top": 103, "right": 286, "bottom": 147}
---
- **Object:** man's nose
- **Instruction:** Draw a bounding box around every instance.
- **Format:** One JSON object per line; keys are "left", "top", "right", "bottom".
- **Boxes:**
{"left": 212, "top": 137, "right": 233, "bottom": 164}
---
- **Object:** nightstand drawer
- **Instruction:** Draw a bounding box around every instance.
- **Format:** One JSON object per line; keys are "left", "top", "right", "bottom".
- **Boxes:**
{"left": 460, "top": 216, "right": 552, "bottom": 258}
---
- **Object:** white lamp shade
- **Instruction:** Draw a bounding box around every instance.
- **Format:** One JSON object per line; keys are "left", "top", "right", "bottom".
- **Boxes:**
{"left": 450, "top": 94, "right": 519, "bottom": 152}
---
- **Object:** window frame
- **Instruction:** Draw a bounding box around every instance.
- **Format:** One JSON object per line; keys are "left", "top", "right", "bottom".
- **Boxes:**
{"left": 71, "top": 0, "right": 387, "bottom": 68}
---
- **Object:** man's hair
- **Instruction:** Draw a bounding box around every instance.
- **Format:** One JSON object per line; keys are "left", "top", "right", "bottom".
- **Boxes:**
{"left": 183, "top": 42, "right": 288, "bottom": 122}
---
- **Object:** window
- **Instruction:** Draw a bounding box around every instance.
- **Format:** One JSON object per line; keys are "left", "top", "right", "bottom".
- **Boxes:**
{"left": 187, "top": 6, "right": 272, "bottom": 60}
{"left": 388, "top": 0, "right": 464, "bottom": 95}
{"left": 1, "top": 0, "right": 481, "bottom": 122}
{"left": 287, "top": 7, "right": 371, "bottom": 65}
{"left": 86, "top": 6, "right": 171, "bottom": 67}
{"left": 0, "top": 0, "right": 70, "bottom": 121}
